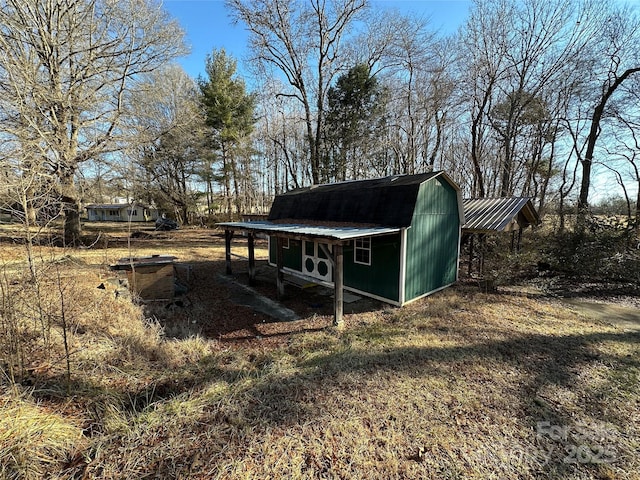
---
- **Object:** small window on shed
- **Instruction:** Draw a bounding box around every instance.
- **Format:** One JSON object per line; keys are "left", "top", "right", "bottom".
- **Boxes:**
{"left": 354, "top": 237, "right": 371, "bottom": 265}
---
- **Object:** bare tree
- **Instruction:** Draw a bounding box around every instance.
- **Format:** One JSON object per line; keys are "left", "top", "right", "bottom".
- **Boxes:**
{"left": 459, "top": 0, "right": 513, "bottom": 197}
{"left": 607, "top": 98, "right": 640, "bottom": 226}
{"left": 129, "top": 65, "right": 207, "bottom": 224}
{"left": 254, "top": 75, "right": 310, "bottom": 194}
{"left": 575, "top": 4, "right": 640, "bottom": 214}
{"left": 460, "top": 0, "right": 596, "bottom": 198}
{"left": 379, "top": 15, "right": 436, "bottom": 175}
{"left": 0, "top": 0, "right": 186, "bottom": 244}
{"left": 227, "top": 0, "right": 367, "bottom": 184}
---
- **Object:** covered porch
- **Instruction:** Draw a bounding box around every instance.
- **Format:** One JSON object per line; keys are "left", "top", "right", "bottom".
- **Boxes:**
{"left": 217, "top": 221, "right": 401, "bottom": 326}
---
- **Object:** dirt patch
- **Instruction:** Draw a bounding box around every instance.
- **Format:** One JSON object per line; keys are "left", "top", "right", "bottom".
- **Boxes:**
{"left": 562, "top": 299, "right": 640, "bottom": 332}
{"left": 141, "top": 248, "right": 334, "bottom": 346}
{"left": 126, "top": 230, "right": 389, "bottom": 346}
{"left": 499, "top": 277, "right": 640, "bottom": 332}
{"left": 534, "top": 277, "right": 640, "bottom": 309}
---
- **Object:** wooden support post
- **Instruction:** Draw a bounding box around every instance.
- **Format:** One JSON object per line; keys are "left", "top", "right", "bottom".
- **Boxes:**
{"left": 276, "top": 236, "right": 285, "bottom": 299}
{"left": 248, "top": 233, "right": 256, "bottom": 285}
{"left": 333, "top": 244, "right": 344, "bottom": 327}
{"left": 517, "top": 228, "right": 523, "bottom": 253}
{"left": 225, "top": 229, "right": 233, "bottom": 275}
{"left": 479, "top": 234, "right": 486, "bottom": 276}
{"left": 510, "top": 230, "right": 515, "bottom": 253}
{"left": 468, "top": 234, "right": 474, "bottom": 276}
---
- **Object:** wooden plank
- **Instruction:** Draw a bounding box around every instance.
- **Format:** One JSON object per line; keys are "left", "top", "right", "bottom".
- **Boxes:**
{"left": 318, "top": 243, "right": 335, "bottom": 267}
{"left": 333, "top": 244, "right": 344, "bottom": 327}
{"left": 468, "top": 234, "right": 474, "bottom": 276}
{"left": 225, "top": 229, "right": 233, "bottom": 275}
{"left": 248, "top": 233, "right": 256, "bottom": 285}
{"left": 517, "top": 227, "right": 523, "bottom": 252}
{"left": 276, "top": 236, "right": 285, "bottom": 299}
{"left": 127, "top": 264, "right": 174, "bottom": 300}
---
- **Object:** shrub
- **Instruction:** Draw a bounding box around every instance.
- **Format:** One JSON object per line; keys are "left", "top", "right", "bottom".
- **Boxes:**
{"left": 539, "top": 216, "right": 640, "bottom": 282}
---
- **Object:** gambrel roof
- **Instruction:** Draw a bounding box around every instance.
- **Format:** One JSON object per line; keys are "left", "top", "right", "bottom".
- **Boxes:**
{"left": 268, "top": 172, "right": 461, "bottom": 228}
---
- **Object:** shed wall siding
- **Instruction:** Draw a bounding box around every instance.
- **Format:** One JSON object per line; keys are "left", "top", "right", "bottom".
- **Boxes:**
{"left": 405, "top": 177, "right": 460, "bottom": 301}
{"left": 268, "top": 236, "right": 303, "bottom": 272}
{"left": 344, "top": 233, "right": 401, "bottom": 302}
{"left": 268, "top": 234, "right": 401, "bottom": 303}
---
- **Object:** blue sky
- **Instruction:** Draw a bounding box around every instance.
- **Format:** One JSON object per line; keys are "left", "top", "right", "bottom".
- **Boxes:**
{"left": 163, "top": 0, "right": 473, "bottom": 79}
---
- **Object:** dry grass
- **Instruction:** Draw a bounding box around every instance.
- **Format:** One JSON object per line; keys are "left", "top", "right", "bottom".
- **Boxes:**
{"left": 0, "top": 390, "right": 85, "bottom": 479}
{"left": 0, "top": 223, "right": 638, "bottom": 479}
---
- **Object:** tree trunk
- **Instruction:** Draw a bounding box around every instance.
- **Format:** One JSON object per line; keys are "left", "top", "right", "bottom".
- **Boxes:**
{"left": 206, "top": 176, "right": 212, "bottom": 216}
{"left": 470, "top": 100, "right": 488, "bottom": 198}
{"left": 578, "top": 67, "right": 640, "bottom": 214}
{"left": 60, "top": 179, "right": 81, "bottom": 248}
{"left": 24, "top": 185, "right": 37, "bottom": 226}
{"left": 221, "top": 145, "right": 233, "bottom": 219}
{"left": 230, "top": 152, "right": 242, "bottom": 216}
{"left": 636, "top": 183, "right": 640, "bottom": 231}
{"left": 302, "top": 93, "right": 320, "bottom": 184}
{"left": 428, "top": 111, "right": 444, "bottom": 169}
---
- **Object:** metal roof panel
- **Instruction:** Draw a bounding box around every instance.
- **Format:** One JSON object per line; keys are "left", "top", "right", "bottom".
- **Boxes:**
{"left": 218, "top": 221, "right": 402, "bottom": 240}
{"left": 462, "top": 197, "right": 539, "bottom": 232}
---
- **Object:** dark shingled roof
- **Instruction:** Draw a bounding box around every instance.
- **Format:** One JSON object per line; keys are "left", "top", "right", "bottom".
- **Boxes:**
{"left": 268, "top": 172, "right": 442, "bottom": 228}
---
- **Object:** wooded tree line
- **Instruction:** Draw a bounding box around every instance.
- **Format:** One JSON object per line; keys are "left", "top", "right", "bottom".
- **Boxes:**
{"left": 1, "top": 0, "right": 640, "bottom": 243}
{"left": 242, "top": 0, "right": 640, "bottom": 223}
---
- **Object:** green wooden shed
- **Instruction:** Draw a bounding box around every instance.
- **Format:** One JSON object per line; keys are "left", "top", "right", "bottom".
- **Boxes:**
{"left": 219, "top": 172, "right": 464, "bottom": 324}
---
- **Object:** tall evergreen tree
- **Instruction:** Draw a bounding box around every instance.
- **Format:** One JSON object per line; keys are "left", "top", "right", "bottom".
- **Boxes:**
{"left": 324, "top": 64, "right": 385, "bottom": 181}
{"left": 199, "top": 49, "right": 256, "bottom": 217}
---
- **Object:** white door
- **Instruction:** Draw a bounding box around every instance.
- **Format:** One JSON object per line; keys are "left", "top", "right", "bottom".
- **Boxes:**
{"left": 302, "top": 241, "right": 332, "bottom": 282}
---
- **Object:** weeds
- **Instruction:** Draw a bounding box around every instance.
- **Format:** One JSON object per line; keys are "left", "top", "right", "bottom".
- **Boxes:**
{"left": 0, "top": 266, "right": 23, "bottom": 383}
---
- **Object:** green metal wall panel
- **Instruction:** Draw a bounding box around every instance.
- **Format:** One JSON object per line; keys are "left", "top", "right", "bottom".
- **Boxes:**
{"left": 404, "top": 177, "right": 460, "bottom": 302}
{"left": 268, "top": 236, "right": 303, "bottom": 271}
{"left": 270, "top": 235, "right": 400, "bottom": 302}
{"left": 344, "top": 233, "right": 401, "bottom": 302}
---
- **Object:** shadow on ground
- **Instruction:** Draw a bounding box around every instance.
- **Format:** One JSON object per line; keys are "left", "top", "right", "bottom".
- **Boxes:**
{"left": 37, "top": 313, "right": 639, "bottom": 479}
{"left": 143, "top": 258, "right": 386, "bottom": 342}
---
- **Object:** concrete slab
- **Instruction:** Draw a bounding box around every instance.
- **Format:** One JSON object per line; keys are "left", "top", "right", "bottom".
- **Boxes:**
{"left": 217, "top": 274, "right": 299, "bottom": 322}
